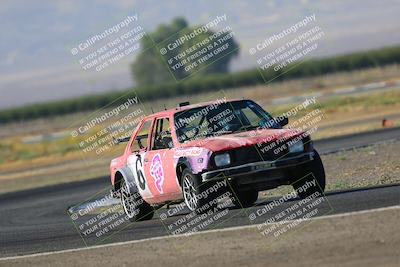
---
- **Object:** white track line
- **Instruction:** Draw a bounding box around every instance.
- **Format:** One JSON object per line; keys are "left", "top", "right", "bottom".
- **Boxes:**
{"left": 1, "top": 205, "right": 399, "bottom": 261}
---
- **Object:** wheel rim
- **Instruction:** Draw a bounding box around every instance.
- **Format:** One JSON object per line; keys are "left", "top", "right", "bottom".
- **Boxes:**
{"left": 183, "top": 174, "right": 197, "bottom": 211}
{"left": 121, "top": 182, "right": 136, "bottom": 218}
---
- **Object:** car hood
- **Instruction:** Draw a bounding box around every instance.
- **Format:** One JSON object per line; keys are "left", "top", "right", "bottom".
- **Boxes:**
{"left": 180, "top": 128, "right": 305, "bottom": 152}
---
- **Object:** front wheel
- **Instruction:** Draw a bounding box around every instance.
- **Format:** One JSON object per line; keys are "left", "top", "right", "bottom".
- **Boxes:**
{"left": 120, "top": 180, "right": 154, "bottom": 222}
{"left": 182, "top": 169, "right": 218, "bottom": 214}
{"left": 292, "top": 149, "right": 325, "bottom": 199}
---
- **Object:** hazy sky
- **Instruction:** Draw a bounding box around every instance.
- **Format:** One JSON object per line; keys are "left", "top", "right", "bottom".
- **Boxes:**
{"left": 0, "top": 0, "right": 399, "bottom": 109}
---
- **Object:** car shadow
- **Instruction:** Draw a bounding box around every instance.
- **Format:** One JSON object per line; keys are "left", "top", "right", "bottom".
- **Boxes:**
{"left": 249, "top": 182, "right": 400, "bottom": 209}
{"left": 164, "top": 183, "right": 400, "bottom": 218}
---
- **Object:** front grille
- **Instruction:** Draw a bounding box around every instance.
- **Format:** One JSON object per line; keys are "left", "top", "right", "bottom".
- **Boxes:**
{"left": 232, "top": 135, "right": 311, "bottom": 166}
{"left": 209, "top": 134, "right": 311, "bottom": 169}
{"left": 233, "top": 143, "right": 286, "bottom": 164}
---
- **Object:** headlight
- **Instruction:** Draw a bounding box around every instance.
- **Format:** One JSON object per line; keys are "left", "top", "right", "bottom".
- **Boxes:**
{"left": 288, "top": 140, "right": 304, "bottom": 153}
{"left": 214, "top": 153, "right": 231, "bottom": 167}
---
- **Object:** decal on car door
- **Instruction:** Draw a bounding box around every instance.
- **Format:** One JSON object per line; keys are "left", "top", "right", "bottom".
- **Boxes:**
{"left": 150, "top": 153, "right": 164, "bottom": 194}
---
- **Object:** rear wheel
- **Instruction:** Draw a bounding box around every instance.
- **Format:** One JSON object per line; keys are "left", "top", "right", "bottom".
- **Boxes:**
{"left": 182, "top": 169, "right": 218, "bottom": 214}
{"left": 120, "top": 180, "right": 154, "bottom": 222}
{"left": 231, "top": 189, "right": 258, "bottom": 208}
{"left": 292, "top": 149, "right": 325, "bottom": 199}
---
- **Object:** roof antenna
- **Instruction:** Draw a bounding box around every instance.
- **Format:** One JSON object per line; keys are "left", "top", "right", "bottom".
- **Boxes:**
{"left": 164, "top": 104, "right": 167, "bottom": 110}
{"left": 151, "top": 107, "right": 154, "bottom": 113}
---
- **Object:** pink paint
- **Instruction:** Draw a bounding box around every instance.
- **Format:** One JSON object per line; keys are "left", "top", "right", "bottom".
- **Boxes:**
{"left": 150, "top": 153, "right": 164, "bottom": 194}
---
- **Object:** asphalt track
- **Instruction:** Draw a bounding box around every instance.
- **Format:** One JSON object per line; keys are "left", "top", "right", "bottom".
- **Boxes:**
{"left": 1, "top": 127, "right": 400, "bottom": 258}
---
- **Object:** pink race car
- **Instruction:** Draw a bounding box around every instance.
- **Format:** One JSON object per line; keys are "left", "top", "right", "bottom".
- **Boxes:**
{"left": 110, "top": 99, "right": 325, "bottom": 221}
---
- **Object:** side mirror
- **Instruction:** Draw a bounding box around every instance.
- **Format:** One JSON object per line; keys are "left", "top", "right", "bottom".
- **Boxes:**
{"left": 278, "top": 116, "right": 289, "bottom": 127}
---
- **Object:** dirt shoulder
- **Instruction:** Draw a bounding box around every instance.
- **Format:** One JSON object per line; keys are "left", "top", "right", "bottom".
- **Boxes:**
{"left": 3, "top": 206, "right": 399, "bottom": 267}
{"left": 322, "top": 140, "right": 400, "bottom": 190}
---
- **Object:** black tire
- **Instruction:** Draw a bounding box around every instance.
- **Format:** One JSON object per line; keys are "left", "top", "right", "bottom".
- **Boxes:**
{"left": 292, "top": 149, "right": 325, "bottom": 199}
{"left": 182, "top": 169, "right": 219, "bottom": 214}
{"left": 231, "top": 189, "right": 258, "bottom": 208}
{"left": 120, "top": 180, "right": 154, "bottom": 222}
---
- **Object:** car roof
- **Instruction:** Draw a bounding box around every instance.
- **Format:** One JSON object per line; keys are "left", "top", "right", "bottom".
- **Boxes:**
{"left": 144, "top": 98, "right": 244, "bottom": 119}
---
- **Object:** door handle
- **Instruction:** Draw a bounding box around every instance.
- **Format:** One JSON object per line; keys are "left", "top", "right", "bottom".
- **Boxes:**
{"left": 144, "top": 158, "right": 149, "bottom": 163}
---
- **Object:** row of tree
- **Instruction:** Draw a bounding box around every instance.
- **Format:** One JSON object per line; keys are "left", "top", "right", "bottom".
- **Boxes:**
{"left": 1, "top": 45, "right": 400, "bottom": 123}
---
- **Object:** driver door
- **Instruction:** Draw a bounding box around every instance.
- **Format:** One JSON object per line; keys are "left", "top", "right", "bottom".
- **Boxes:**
{"left": 143, "top": 117, "right": 181, "bottom": 203}
{"left": 126, "top": 118, "right": 156, "bottom": 201}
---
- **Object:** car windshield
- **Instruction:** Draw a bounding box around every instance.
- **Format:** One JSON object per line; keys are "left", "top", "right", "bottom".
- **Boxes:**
{"left": 174, "top": 100, "right": 278, "bottom": 143}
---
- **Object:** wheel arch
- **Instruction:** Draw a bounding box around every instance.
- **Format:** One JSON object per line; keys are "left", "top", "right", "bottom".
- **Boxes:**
{"left": 114, "top": 166, "right": 138, "bottom": 195}
{"left": 176, "top": 157, "right": 192, "bottom": 187}
{"left": 114, "top": 171, "right": 124, "bottom": 193}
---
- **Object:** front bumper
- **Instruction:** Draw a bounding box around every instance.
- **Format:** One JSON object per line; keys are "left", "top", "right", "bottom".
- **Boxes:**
{"left": 201, "top": 152, "right": 314, "bottom": 182}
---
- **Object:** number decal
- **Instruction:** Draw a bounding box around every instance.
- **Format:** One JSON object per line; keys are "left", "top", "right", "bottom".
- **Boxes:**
{"left": 127, "top": 152, "right": 152, "bottom": 198}
{"left": 136, "top": 155, "right": 146, "bottom": 190}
